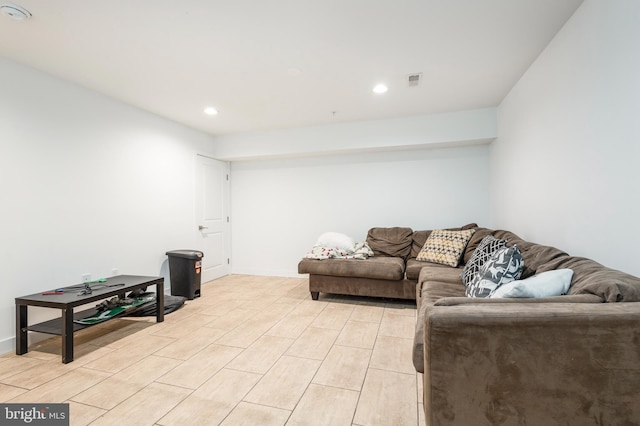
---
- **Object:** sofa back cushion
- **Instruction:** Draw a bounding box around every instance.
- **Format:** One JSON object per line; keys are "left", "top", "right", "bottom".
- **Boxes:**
{"left": 463, "top": 227, "right": 640, "bottom": 302}
{"left": 467, "top": 229, "right": 569, "bottom": 279}
{"left": 366, "top": 227, "right": 413, "bottom": 258}
{"left": 537, "top": 256, "right": 640, "bottom": 302}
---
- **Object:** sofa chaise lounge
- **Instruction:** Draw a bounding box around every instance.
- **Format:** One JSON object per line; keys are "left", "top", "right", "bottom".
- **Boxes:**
{"left": 297, "top": 224, "right": 477, "bottom": 301}
{"left": 298, "top": 224, "right": 640, "bottom": 425}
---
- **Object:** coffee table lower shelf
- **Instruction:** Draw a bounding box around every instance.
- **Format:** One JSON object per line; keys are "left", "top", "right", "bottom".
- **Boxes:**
{"left": 27, "top": 307, "right": 122, "bottom": 335}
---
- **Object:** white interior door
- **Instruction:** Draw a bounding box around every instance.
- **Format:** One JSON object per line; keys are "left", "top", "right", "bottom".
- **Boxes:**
{"left": 196, "top": 155, "right": 230, "bottom": 282}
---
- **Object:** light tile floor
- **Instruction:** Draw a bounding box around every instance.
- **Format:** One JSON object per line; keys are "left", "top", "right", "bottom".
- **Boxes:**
{"left": 0, "top": 275, "right": 424, "bottom": 425}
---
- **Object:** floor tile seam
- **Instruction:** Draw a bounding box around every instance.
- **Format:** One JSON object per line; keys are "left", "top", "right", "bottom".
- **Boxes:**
{"left": 104, "top": 333, "right": 178, "bottom": 352}
{"left": 44, "top": 367, "right": 115, "bottom": 406}
{"left": 152, "top": 336, "right": 235, "bottom": 364}
{"left": 285, "top": 328, "right": 340, "bottom": 360}
{"left": 123, "top": 337, "right": 180, "bottom": 362}
{"left": 333, "top": 340, "right": 375, "bottom": 351}
{"left": 293, "top": 324, "right": 340, "bottom": 335}
{"left": 247, "top": 355, "right": 323, "bottom": 410}
{"left": 347, "top": 310, "right": 384, "bottom": 323}
{"left": 376, "top": 330, "right": 416, "bottom": 340}
{"left": 323, "top": 302, "right": 357, "bottom": 311}
{"left": 76, "top": 344, "right": 108, "bottom": 356}
{"left": 350, "top": 368, "right": 368, "bottom": 426}
{"left": 262, "top": 312, "right": 321, "bottom": 342}
{"left": 270, "top": 370, "right": 323, "bottom": 423}
{"left": 153, "top": 343, "right": 247, "bottom": 391}
{"left": 0, "top": 372, "right": 39, "bottom": 389}
{"left": 330, "top": 343, "right": 375, "bottom": 353}
{"left": 281, "top": 350, "right": 328, "bottom": 362}
{"left": 277, "top": 309, "right": 325, "bottom": 325}
{"left": 308, "top": 346, "right": 372, "bottom": 393}
{"left": 368, "top": 334, "right": 415, "bottom": 375}
{"left": 309, "top": 318, "right": 352, "bottom": 331}
{"left": 366, "top": 366, "right": 417, "bottom": 378}
{"left": 144, "top": 379, "right": 199, "bottom": 395}
{"left": 0, "top": 362, "right": 90, "bottom": 391}
{"left": 253, "top": 353, "right": 321, "bottom": 380}
{"left": 129, "top": 382, "right": 194, "bottom": 426}
{"left": 201, "top": 315, "right": 256, "bottom": 331}
{"left": 77, "top": 361, "right": 124, "bottom": 374}
{"left": 351, "top": 364, "right": 417, "bottom": 426}
{"left": 218, "top": 365, "right": 292, "bottom": 416}
{"left": 64, "top": 398, "right": 108, "bottom": 413}
{"left": 152, "top": 329, "right": 234, "bottom": 358}
{"left": 0, "top": 381, "right": 30, "bottom": 392}
{"left": 305, "top": 382, "right": 362, "bottom": 395}
{"left": 344, "top": 317, "right": 382, "bottom": 325}
{"left": 381, "top": 311, "right": 418, "bottom": 320}
{"left": 226, "top": 399, "right": 293, "bottom": 422}
{"left": 222, "top": 364, "right": 269, "bottom": 376}
{"left": 355, "top": 319, "right": 382, "bottom": 355}
{"left": 368, "top": 364, "right": 418, "bottom": 375}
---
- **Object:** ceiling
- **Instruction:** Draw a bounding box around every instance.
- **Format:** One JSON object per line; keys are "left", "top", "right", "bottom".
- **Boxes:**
{"left": 0, "top": 0, "right": 583, "bottom": 136}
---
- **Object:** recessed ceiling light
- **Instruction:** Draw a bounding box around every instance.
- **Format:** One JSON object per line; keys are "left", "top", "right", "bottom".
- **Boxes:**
{"left": 203, "top": 107, "right": 218, "bottom": 116}
{"left": 373, "top": 84, "right": 388, "bottom": 94}
{"left": 0, "top": 4, "right": 32, "bottom": 21}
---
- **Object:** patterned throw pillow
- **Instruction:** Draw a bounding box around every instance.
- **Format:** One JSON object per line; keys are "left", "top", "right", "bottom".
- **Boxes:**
{"left": 416, "top": 229, "right": 476, "bottom": 267}
{"left": 466, "top": 245, "right": 524, "bottom": 298}
{"left": 461, "top": 235, "right": 507, "bottom": 287}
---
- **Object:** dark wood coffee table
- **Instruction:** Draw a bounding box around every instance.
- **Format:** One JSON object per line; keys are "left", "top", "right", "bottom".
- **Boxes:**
{"left": 15, "top": 275, "right": 164, "bottom": 363}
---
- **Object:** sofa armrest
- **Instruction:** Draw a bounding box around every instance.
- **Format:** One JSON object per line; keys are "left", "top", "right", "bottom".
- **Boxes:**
{"left": 433, "top": 293, "right": 603, "bottom": 306}
{"left": 423, "top": 302, "right": 640, "bottom": 426}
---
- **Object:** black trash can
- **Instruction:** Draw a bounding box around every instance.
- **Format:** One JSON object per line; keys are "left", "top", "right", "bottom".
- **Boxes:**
{"left": 166, "top": 250, "right": 204, "bottom": 300}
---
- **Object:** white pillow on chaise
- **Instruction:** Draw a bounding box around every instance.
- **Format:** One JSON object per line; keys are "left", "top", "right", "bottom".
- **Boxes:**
{"left": 490, "top": 269, "right": 574, "bottom": 298}
{"left": 315, "top": 232, "right": 355, "bottom": 250}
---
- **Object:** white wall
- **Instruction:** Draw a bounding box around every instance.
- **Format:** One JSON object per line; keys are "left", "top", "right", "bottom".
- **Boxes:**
{"left": 231, "top": 145, "right": 491, "bottom": 277}
{"left": 492, "top": 0, "right": 640, "bottom": 275}
{"left": 214, "top": 108, "right": 497, "bottom": 160}
{"left": 0, "top": 57, "right": 216, "bottom": 353}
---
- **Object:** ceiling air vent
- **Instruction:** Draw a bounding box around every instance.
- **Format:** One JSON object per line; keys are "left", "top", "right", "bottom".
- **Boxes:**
{"left": 407, "top": 73, "right": 422, "bottom": 87}
{"left": 0, "top": 4, "right": 32, "bottom": 21}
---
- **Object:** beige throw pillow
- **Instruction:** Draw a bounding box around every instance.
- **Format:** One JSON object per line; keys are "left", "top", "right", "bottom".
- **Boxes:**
{"left": 416, "top": 229, "right": 476, "bottom": 267}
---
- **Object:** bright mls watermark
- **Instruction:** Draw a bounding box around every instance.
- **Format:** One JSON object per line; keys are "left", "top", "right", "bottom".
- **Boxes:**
{"left": 1, "top": 404, "right": 69, "bottom": 425}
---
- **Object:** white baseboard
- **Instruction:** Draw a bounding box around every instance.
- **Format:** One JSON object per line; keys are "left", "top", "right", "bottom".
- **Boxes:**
{"left": 0, "top": 336, "right": 14, "bottom": 356}
{"left": 229, "top": 267, "right": 306, "bottom": 278}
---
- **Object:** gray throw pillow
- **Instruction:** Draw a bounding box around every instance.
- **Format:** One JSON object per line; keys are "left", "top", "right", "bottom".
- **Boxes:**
{"left": 461, "top": 235, "right": 507, "bottom": 287}
{"left": 466, "top": 245, "right": 524, "bottom": 298}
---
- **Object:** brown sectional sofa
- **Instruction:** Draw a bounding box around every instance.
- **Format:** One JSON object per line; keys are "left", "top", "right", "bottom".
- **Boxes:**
{"left": 299, "top": 225, "right": 640, "bottom": 425}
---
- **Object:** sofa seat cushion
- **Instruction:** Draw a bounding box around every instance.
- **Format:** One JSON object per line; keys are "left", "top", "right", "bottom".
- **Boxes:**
{"left": 298, "top": 256, "right": 405, "bottom": 281}
{"left": 419, "top": 278, "right": 466, "bottom": 305}
{"left": 418, "top": 264, "right": 465, "bottom": 288}
{"left": 406, "top": 259, "right": 452, "bottom": 281}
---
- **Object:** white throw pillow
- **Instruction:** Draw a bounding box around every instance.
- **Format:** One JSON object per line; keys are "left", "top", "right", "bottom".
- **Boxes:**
{"left": 490, "top": 269, "right": 574, "bottom": 298}
{"left": 315, "top": 232, "right": 355, "bottom": 250}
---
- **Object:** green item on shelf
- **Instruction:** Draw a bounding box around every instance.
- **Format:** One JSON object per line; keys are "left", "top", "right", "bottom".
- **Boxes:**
{"left": 74, "top": 295, "right": 155, "bottom": 325}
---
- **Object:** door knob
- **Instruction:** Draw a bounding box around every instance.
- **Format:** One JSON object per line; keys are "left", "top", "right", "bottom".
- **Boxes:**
{"left": 198, "top": 225, "right": 208, "bottom": 231}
